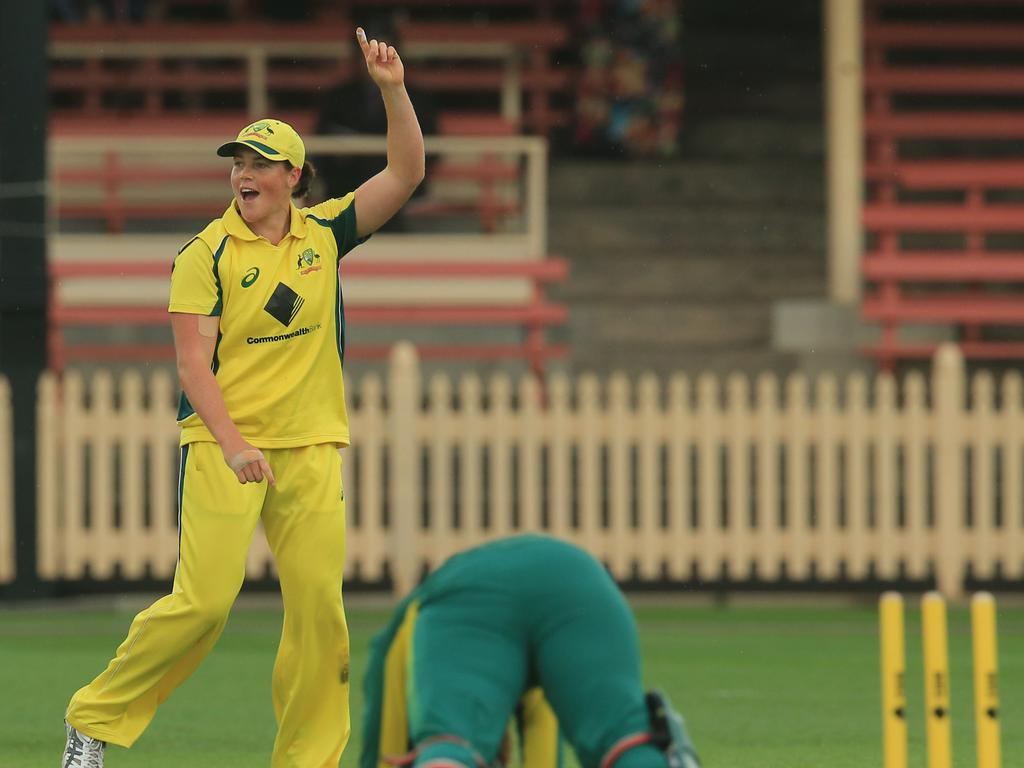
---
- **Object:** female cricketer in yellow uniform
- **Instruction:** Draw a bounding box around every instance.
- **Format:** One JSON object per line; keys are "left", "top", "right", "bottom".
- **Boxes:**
{"left": 61, "top": 26, "right": 424, "bottom": 768}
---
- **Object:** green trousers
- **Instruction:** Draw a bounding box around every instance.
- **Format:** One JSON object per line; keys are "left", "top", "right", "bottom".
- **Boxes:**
{"left": 361, "top": 535, "right": 667, "bottom": 768}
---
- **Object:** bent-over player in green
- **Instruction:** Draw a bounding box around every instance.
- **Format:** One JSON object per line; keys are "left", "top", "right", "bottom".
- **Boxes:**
{"left": 360, "top": 535, "right": 700, "bottom": 768}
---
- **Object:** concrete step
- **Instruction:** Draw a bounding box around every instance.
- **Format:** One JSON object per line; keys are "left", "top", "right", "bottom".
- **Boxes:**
{"left": 683, "top": 0, "right": 821, "bottom": 35}
{"left": 570, "top": 341, "right": 800, "bottom": 378}
{"left": 568, "top": 302, "right": 774, "bottom": 350}
{"left": 687, "top": 33, "right": 821, "bottom": 77}
{"left": 683, "top": 0, "right": 822, "bottom": 121}
{"left": 552, "top": 253, "right": 825, "bottom": 303}
{"left": 548, "top": 160, "right": 824, "bottom": 207}
{"left": 688, "top": 81, "right": 824, "bottom": 120}
{"left": 686, "top": 37, "right": 822, "bottom": 112}
{"left": 551, "top": 206, "right": 825, "bottom": 256}
{"left": 684, "top": 117, "right": 824, "bottom": 159}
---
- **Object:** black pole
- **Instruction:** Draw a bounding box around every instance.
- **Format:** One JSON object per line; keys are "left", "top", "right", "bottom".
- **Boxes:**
{"left": 0, "top": 0, "right": 49, "bottom": 598}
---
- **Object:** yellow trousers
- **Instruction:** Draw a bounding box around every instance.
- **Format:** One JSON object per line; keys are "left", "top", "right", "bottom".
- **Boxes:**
{"left": 66, "top": 441, "right": 350, "bottom": 768}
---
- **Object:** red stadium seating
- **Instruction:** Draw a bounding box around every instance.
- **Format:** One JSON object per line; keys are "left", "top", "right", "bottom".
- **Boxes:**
{"left": 52, "top": 151, "right": 522, "bottom": 234}
{"left": 862, "top": 1, "right": 1024, "bottom": 368}
{"left": 46, "top": 14, "right": 570, "bottom": 374}
{"left": 48, "top": 20, "right": 570, "bottom": 136}
{"left": 51, "top": 121, "right": 525, "bottom": 234}
{"left": 48, "top": 259, "right": 569, "bottom": 377}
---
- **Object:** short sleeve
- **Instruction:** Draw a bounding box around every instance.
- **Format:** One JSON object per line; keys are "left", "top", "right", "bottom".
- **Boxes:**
{"left": 169, "top": 236, "right": 221, "bottom": 316}
{"left": 305, "top": 192, "right": 370, "bottom": 259}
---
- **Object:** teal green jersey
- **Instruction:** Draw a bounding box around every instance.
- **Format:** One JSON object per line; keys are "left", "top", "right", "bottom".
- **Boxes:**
{"left": 359, "top": 535, "right": 661, "bottom": 768}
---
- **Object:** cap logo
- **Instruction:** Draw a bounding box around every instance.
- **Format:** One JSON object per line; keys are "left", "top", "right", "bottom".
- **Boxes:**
{"left": 241, "top": 121, "right": 276, "bottom": 140}
{"left": 219, "top": 119, "right": 302, "bottom": 167}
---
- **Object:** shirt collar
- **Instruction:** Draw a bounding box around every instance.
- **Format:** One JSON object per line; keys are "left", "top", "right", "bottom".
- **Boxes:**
{"left": 288, "top": 202, "right": 308, "bottom": 239}
{"left": 222, "top": 200, "right": 308, "bottom": 242}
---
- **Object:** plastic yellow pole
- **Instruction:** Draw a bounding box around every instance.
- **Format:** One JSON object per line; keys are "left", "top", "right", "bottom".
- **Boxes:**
{"left": 880, "top": 592, "right": 907, "bottom": 768}
{"left": 922, "top": 591, "right": 952, "bottom": 768}
{"left": 972, "top": 592, "right": 1001, "bottom": 768}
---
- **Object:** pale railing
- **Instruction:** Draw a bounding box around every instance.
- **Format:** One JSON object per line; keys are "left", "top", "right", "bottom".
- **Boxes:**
{"left": 0, "top": 378, "right": 13, "bottom": 584}
{"left": 29, "top": 344, "right": 1024, "bottom": 597}
{"left": 49, "top": 28, "right": 531, "bottom": 124}
{"left": 49, "top": 134, "right": 548, "bottom": 253}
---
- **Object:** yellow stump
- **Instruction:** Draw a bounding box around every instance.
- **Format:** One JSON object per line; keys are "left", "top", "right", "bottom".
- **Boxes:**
{"left": 880, "top": 592, "right": 907, "bottom": 768}
{"left": 922, "top": 591, "right": 952, "bottom": 768}
{"left": 971, "top": 592, "right": 1001, "bottom": 768}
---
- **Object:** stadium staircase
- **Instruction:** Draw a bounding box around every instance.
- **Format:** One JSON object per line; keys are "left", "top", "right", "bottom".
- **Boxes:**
{"left": 551, "top": 0, "right": 827, "bottom": 376}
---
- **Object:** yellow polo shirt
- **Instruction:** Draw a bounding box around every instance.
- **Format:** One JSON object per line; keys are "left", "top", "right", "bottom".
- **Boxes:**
{"left": 168, "top": 194, "right": 366, "bottom": 448}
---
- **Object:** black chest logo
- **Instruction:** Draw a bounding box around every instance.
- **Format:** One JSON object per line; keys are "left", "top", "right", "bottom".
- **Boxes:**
{"left": 264, "top": 282, "right": 304, "bottom": 327}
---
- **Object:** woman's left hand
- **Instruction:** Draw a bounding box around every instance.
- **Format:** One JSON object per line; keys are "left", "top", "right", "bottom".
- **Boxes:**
{"left": 356, "top": 26, "right": 405, "bottom": 89}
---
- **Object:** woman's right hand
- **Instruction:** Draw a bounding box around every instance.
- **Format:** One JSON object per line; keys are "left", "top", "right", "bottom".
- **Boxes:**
{"left": 356, "top": 26, "right": 405, "bottom": 89}
{"left": 222, "top": 438, "right": 276, "bottom": 487}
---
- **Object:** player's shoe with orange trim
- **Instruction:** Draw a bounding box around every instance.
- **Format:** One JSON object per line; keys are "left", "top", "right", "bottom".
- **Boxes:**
{"left": 61, "top": 722, "right": 105, "bottom": 768}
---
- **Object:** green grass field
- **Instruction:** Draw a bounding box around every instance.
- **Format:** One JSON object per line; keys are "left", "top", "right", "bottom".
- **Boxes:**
{"left": 1, "top": 596, "right": 1021, "bottom": 767}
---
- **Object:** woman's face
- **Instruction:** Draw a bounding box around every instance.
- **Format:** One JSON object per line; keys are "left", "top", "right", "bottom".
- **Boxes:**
{"left": 230, "top": 147, "right": 300, "bottom": 226}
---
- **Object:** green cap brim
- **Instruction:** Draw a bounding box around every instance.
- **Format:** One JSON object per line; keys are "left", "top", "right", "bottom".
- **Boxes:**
{"left": 216, "top": 139, "right": 285, "bottom": 161}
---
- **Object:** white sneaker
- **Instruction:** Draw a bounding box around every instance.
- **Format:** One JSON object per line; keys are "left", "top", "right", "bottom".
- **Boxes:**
{"left": 62, "top": 722, "right": 105, "bottom": 768}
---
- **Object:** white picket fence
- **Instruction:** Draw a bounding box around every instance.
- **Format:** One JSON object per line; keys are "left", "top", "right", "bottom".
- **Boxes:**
{"left": 20, "top": 343, "right": 1024, "bottom": 597}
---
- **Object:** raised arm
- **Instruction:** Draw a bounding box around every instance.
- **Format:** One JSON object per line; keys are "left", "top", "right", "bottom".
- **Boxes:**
{"left": 352, "top": 26, "right": 426, "bottom": 238}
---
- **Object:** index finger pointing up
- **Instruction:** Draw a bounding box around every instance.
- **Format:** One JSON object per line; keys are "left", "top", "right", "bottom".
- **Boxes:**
{"left": 355, "top": 26, "right": 369, "bottom": 54}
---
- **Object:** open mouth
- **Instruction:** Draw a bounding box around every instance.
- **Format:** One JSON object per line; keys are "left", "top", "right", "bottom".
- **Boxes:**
{"left": 240, "top": 187, "right": 260, "bottom": 202}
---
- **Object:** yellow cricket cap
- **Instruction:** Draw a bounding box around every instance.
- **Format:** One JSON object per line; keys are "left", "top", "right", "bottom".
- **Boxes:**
{"left": 216, "top": 118, "right": 305, "bottom": 168}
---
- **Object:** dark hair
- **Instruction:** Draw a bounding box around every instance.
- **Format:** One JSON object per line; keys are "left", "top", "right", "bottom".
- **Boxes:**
{"left": 291, "top": 161, "right": 316, "bottom": 199}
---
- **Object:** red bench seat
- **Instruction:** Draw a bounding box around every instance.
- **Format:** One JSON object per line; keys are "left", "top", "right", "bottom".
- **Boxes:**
{"left": 49, "top": 259, "right": 570, "bottom": 376}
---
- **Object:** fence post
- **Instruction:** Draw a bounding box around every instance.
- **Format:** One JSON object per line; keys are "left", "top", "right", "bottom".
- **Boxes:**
{"left": 388, "top": 342, "right": 420, "bottom": 597}
{"left": 825, "top": 0, "right": 864, "bottom": 304}
{"left": 36, "top": 373, "right": 59, "bottom": 579}
{"left": 0, "top": 377, "right": 12, "bottom": 584}
{"left": 933, "top": 343, "right": 965, "bottom": 598}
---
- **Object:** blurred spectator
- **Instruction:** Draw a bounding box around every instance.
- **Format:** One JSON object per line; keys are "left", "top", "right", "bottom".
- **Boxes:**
{"left": 574, "top": 0, "right": 683, "bottom": 158}
{"left": 313, "top": 14, "right": 438, "bottom": 230}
